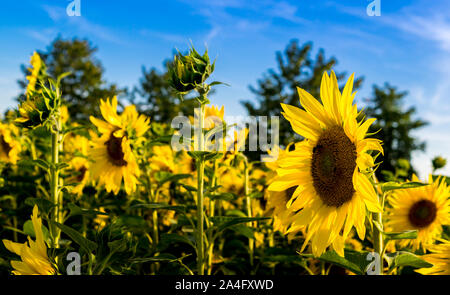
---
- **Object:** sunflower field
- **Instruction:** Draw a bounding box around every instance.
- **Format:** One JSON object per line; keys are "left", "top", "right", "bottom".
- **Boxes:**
{"left": 0, "top": 43, "right": 449, "bottom": 278}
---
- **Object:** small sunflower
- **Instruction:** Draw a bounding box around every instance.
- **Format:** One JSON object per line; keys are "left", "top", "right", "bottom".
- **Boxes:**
{"left": 25, "top": 51, "right": 43, "bottom": 97}
{"left": 90, "top": 97, "right": 150, "bottom": 195}
{"left": 416, "top": 241, "right": 450, "bottom": 275}
{"left": 2, "top": 205, "right": 55, "bottom": 275}
{"left": 149, "top": 145, "right": 176, "bottom": 173}
{"left": 385, "top": 174, "right": 450, "bottom": 251}
{"left": 0, "top": 122, "right": 21, "bottom": 164}
{"left": 268, "top": 70, "right": 383, "bottom": 257}
{"left": 64, "top": 133, "right": 90, "bottom": 196}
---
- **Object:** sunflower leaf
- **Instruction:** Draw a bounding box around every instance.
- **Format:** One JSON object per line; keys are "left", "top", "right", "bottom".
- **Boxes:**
{"left": 51, "top": 221, "right": 98, "bottom": 253}
{"left": 383, "top": 230, "right": 418, "bottom": 241}
{"left": 301, "top": 249, "right": 372, "bottom": 275}
{"left": 130, "top": 203, "right": 187, "bottom": 214}
{"left": 385, "top": 251, "right": 433, "bottom": 270}
{"left": 380, "top": 181, "right": 428, "bottom": 192}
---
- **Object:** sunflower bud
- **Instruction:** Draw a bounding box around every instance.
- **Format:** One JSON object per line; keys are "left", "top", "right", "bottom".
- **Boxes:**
{"left": 432, "top": 156, "right": 447, "bottom": 171}
{"left": 15, "top": 92, "right": 52, "bottom": 129}
{"left": 168, "top": 46, "right": 215, "bottom": 96}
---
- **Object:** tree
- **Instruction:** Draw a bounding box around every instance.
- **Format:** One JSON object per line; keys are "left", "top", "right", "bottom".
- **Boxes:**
{"left": 364, "top": 83, "right": 428, "bottom": 180}
{"left": 130, "top": 59, "right": 198, "bottom": 124}
{"left": 17, "top": 37, "right": 122, "bottom": 121}
{"left": 242, "top": 39, "right": 363, "bottom": 158}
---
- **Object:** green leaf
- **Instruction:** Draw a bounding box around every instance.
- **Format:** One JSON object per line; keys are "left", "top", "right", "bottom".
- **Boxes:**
{"left": 207, "top": 192, "right": 235, "bottom": 201}
{"left": 130, "top": 253, "right": 180, "bottom": 264}
{"left": 385, "top": 251, "right": 433, "bottom": 270}
{"left": 229, "top": 224, "right": 254, "bottom": 239}
{"left": 19, "top": 159, "right": 50, "bottom": 170}
{"left": 381, "top": 181, "right": 428, "bottom": 192}
{"left": 23, "top": 220, "right": 50, "bottom": 242}
{"left": 24, "top": 198, "right": 55, "bottom": 215}
{"left": 301, "top": 249, "right": 372, "bottom": 275}
{"left": 66, "top": 203, "right": 109, "bottom": 218}
{"left": 383, "top": 230, "right": 418, "bottom": 241}
{"left": 211, "top": 216, "right": 270, "bottom": 233}
{"left": 159, "top": 233, "right": 195, "bottom": 250}
{"left": 131, "top": 203, "right": 186, "bottom": 214}
{"left": 373, "top": 221, "right": 419, "bottom": 241}
{"left": 155, "top": 171, "right": 191, "bottom": 186}
{"left": 51, "top": 221, "right": 97, "bottom": 253}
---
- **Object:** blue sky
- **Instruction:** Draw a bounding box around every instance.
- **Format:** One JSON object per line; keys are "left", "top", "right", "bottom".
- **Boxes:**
{"left": 0, "top": 0, "right": 449, "bottom": 178}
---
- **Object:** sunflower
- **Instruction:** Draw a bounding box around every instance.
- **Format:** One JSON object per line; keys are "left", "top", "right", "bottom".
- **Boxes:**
{"left": 416, "top": 241, "right": 450, "bottom": 275}
{"left": 0, "top": 122, "right": 21, "bottom": 164}
{"left": 268, "top": 70, "right": 383, "bottom": 257}
{"left": 149, "top": 145, "right": 176, "bottom": 173}
{"left": 90, "top": 97, "right": 150, "bottom": 195}
{"left": 2, "top": 205, "right": 55, "bottom": 275}
{"left": 385, "top": 174, "right": 450, "bottom": 251}
{"left": 25, "top": 51, "right": 43, "bottom": 97}
{"left": 64, "top": 133, "right": 90, "bottom": 196}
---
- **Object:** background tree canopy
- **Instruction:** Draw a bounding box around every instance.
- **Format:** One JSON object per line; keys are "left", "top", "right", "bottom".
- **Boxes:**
{"left": 364, "top": 83, "right": 428, "bottom": 180}
{"left": 14, "top": 37, "right": 428, "bottom": 177}
{"left": 129, "top": 59, "right": 198, "bottom": 123}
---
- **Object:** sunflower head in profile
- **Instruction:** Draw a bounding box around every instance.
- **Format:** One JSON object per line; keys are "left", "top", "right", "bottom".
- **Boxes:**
{"left": 0, "top": 122, "right": 21, "bottom": 164}
{"left": 386, "top": 175, "right": 450, "bottom": 251}
{"left": 268, "top": 70, "right": 383, "bottom": 257}
{"left": 89, "top": 97, "right": 150, "bottom": 195}
{"left": 2, "top": 205, "right": 55, "bottom": 275}
{"left": 416, "top": 240, "right": 450, "bottom": 275}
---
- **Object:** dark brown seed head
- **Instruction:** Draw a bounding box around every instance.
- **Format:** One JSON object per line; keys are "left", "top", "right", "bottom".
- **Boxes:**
{"left": 105, "top": 134, "right": 127, "bottom": 167}
{"left": 408, "top": 199, "right": 437, "bottom": 228}
{"left": 0, "top": 135, "right": 12, "bottom": 156}
{"left": 311, "top": 126, "right": 357, "bottom": 207}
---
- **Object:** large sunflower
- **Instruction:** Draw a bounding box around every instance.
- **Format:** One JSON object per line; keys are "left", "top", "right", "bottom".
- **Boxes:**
{"left": 90, "top": 97, "right": 149, "bottom": 195}
{"left": 385, "top": 175, "right": 450, "bottom": 251}
{"left": 268, "top": 70, "right": 383, "bottom": 257}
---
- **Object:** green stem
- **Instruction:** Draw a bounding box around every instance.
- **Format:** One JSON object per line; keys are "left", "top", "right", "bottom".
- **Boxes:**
{"left": 207, "top": 160, "right": 217, "bottom": 275}
{"left": 243, "top": 156, "right": 254, "bottom": 268}
{"left": 196, "top": 103, "right": 206, "bottom": 275}
{"left": 50, "top": 118, "right": 61, "bottom": 248}
{"left": 372, "top": 174, "right": 384, "bottom": 275}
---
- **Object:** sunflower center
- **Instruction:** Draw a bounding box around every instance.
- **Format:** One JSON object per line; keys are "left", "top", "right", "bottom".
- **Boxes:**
{"left": 408, "top": 199, "right": 437, "bottom": 228}
{"left": 0, "top": 135, "right": 12, "bottom": 156}
{"left": 311, "top": 126, "right": 357, "bottom": 207}
{"left": 77, "top": 166, "right": 87, "bottom": 182}
{"left": 105, "top": 135, "right": 127, "bottom": 167}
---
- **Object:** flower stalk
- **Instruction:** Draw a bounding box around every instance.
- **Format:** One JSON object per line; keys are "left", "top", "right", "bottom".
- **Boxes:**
{"left": 50, "top": 116, "right": 62, "bottom": 248}
{"left": 196, "top": 102, "right": 206, "bottom": 275}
